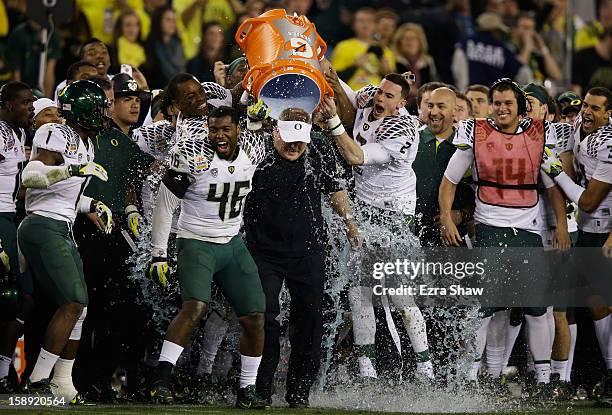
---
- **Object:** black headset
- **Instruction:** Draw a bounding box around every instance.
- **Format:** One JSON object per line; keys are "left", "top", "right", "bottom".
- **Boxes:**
{"left": 488, "top": 78, "right": 529, "bottom": 116}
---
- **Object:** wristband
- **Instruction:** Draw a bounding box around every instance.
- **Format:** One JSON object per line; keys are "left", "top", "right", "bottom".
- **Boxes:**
{"left": 78, "top": 196, "right": 94, "bottom": 214}
{"left": 125, "top": 204, "right": 139, "bottom": 216}
{"left": 326, "top": 114, "right": 345, "bottom": 136}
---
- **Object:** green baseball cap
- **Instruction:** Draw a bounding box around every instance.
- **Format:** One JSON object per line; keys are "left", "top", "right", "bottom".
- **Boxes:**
{"left": 522, "top": 83, "right": 549, "bottom": 105}
{"left": 227, "top": 57, "right": 247, "bottom": 75}
{"left": 557, "top": 91, "right": 581, "bottom": 103}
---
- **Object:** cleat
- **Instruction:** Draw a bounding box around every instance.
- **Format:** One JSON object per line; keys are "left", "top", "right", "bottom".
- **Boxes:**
{"left": 21, "top": 378, "right": 53, "bottom": 395}
{"left": 149, "top": 381, "right": 174, "bottom": 404}
{"left": 235, "top": 384, "right": 270, "bottom": 409}
{"left": 572, "top": 385, "right": 588, "bottom": 401}
{"left": 597, "top": 374, "right": 612, "bottom": 407}
{"left": 70, "top": 392, "right": 95, "bottom": 406}
{"left": 0, "top": 377, "right": 14, "bottom": 394}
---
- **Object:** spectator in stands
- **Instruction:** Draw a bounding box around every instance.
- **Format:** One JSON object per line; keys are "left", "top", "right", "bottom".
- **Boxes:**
{"left": 331, "top": 7, "right": 395, "bottom": 90}
{"left": 575, "top": 0, "right": 612, "bottom": 51}
{"left": 76, "top": 0, "right": 149, "bottom": 44}
{"left": 392, "top": 23, "right": 439, "bottom": 90}
{"left": 540, "top": 0, "right": 585, "bottom": 70}
{"left": 449, "top": 0, "right": 476, "bottom": 40}
{"left": 187, "top": 21, "right": 227, "bottom": 83}
{"left": 452, "top": 12, "right": 531, "bottom": 91}
{"left": 145, "top": 5, "right": 186, "bottom": 89}
{"left": 66, "top": 61, "right": 98, "bottom": 85}
{"left": 509, "top": 12, "right": 561, "bottom": 83}
{"left": 174, "top": 0, "right": 241, "bottom": 60}
{"left": 572, "top": 24, "right": 612, "bottom": 95}
{"left": 375, "top": 9, "right": 399, "bottom": 48}
{"left": 110, "top": 10, "right": 147, "bottom": 73}
{"left": 453, "top": 91, "right": 472, "bottom": 125}
{"left": 465, "top": 84, "right": 489, "bottom": 118}
{"left": 286, "top": 0, "right": 314, "bottom": 16}
{"left": 6, "top": 18, "right": 61, "bottom": 97}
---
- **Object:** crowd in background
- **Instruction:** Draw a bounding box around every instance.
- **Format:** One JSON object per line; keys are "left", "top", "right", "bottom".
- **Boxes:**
{"left": 0, "top": 0, "right": 609, "bottom": 104}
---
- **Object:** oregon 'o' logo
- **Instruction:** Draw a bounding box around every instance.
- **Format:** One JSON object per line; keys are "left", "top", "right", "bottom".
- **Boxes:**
{"left": 294, "top": 123, "right": 302, "bottom": 130}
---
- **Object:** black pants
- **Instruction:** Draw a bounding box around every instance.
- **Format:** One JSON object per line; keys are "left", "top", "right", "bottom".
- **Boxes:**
{"left": 253, "top": 252, "right": 325, "bottom": 404}
{"left": 72, "top": 216, "right": 148, "bottom": 395}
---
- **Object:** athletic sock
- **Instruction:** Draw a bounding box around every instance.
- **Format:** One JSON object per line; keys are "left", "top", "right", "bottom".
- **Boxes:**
{"left": 486, "top": 346, "right": 505, "bottom": 379}
{"left": 486, "top": 311, "right": 508, "bottom": 379}
{"left": 606, "top": 317, "right": 612, "bottom": 370}
{"left": 155, "top": 340, "right": 184, "bottom": 385}
{"left": 534, "top": 362, "right": 551, "bottom": 384}
{"left": 239, "top": 355, "right": 261, "bottom": 388}
{"left": 29, "top": 349, "right": 59, "bottom": 383}
{"left": 566, "top": 323, "right": 577, "bottom": 382}
{"left": 551, "top": 359, "right": 568, "bottom": 382}
{"left": 415, "top": 350, "right": 434, "bottom": 380}
{"left": 467, "top": 359, "right": 480, "bottom": 382}
{"left": 50, "top": 358, "right": 77, "bottom": 400}
{"left": 400, "top": 307, "right": 429, "bottom": 355}
{"left": 196, "top": 314, "right": 229, "bottom": 376}
{"left": 594, "top": 315, "right": 610, "bottom": 357}
{"left": 502, "top": 322, "right": 522, "bottom": 372}
{"left": 355, "top": 344, "right": 377, "bottom": 378}
{"left": 349, "top": 286, "right": 376, "bottom": 346}
{"left": 0, "top": 355, "right": 11, "bottom": 379}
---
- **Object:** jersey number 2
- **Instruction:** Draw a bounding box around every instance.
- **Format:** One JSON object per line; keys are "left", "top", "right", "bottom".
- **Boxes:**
{"left": 207, "top": 181, "right": 250, "bottom": 221}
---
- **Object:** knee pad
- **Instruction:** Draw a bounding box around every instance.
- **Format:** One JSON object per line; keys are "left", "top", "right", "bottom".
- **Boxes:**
{"left": 69, "top": 306, "right": 87, "bottom": 341}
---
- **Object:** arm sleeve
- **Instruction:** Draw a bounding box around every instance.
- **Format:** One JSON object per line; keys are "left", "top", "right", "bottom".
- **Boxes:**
{"left": 150, "top": 181, "right": 182, "bottom": 258}
{"left": 444, "top": 149, "right": 474, "bottom": 184}
{"left": 362, "top": 143, "right": 391, "bottom": 165}
{"left": 78, "top": 196, "right": 93, "bottom": 214}
{"left": 540, "top": 170, "right": 556, "bottom": 189}
{"left": 554, "top": 171, "right": 585, "bottom": 204}
{"left": 339, "top": 79, "right": 357, "bottom": 109}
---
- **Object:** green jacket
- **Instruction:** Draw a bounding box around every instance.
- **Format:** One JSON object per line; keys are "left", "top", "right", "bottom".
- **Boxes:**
{"left": 84, "top": 121, "right": 154, "bottom": 214}
{"left": 412, "top": 126, "right": 474, "bottom": 245}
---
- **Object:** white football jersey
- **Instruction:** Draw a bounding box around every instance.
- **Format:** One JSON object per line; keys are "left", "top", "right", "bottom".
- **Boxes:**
{"left": 202, "top": 82, "right": 233, "bottom": 108}
{"left": 351, "top": 86, "right": 420, "bottom": 214}
{"left": 0, "top": 121, "right": 26, "bottom": 213}
{"left": 26, "top": 123, "right": 94, "bottom": 223}
{"left": 572, "top": 120, "right": 612, "bottom": 233}
{"left": 170, "top": 126, "right": 268, "bottom": 240}
{"left": 453, "top": 118, "right": 568, "bottom": 232}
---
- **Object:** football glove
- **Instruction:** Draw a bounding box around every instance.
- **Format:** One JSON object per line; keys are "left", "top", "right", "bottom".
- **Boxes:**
{"left": 0, "top": 239, "right": 10, "bottom": 274}
{"left": 125, "top": 204, "right": 142, "bottom": 238}
{"left": 69, "top": 162, "right": 108, "bottom": 182}
{"left": 94, "top": 201, "right": 113, "bottom": 234}
{"left": 541, "top": 146, "right": 564, "bottom": 178}
{"left": 247, "top": 96, "right": 270, "bottom": 121}
{"left": 148, "top": 257, "right": 168, "bottom": 288}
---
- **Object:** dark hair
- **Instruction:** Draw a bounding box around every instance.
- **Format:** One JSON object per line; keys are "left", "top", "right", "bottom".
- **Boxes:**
{"left": 279, "top": 107, "right": 311, "bottom": 123}
{"left": 466, "top": 84, "right": 489, "bottom": 95}
{"left": 586, "top": 86, "right": 612, "bottom": 111}
{"left": 90, "top": 77, "right": 112, "bottom": 91}
{"left": 417, "top": 81, "right": 445, "bottom": 107}
{"left": 155, "top": 90, "right": 173, "bottom": 120}
{"left": 66, "top": 61, "right": 96, "bottom": 81}
{"left": 209, "top": 106, "right": 239, "bottom": 125}
{"left": 113, "top": 10, "right": 142, "bottom": 45}
{"left": 547, "top": 95, "right": 560, "bottom": 121}
{"left": 166, "top": 73, "right": 199, "bottom": 103}
{"left": 146, "top": 5, "right": 177, "bottom": 47}
{"left": 456, "top": 91, "right": 473, "bottom": 116}
{"left": 375, "top": 8, "right": 399, "bottom": 23}
{"left": 489, "top": 78, "right": 528, "bottom": 115}
{"left": 79, "top": 38, "right": 107, "bottom": 58}
{"left": 0, "top": 81, "right": 31, "bottom": 107}
{"left": 383, "top": 73, "right": 411, "bottom": 99}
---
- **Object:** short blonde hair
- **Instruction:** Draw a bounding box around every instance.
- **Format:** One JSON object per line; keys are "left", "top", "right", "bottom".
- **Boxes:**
{"left": 392, "top": 23, "right": 429, "bottom": 58}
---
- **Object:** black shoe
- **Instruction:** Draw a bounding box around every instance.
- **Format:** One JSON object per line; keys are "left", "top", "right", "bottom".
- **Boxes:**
{"left": 149, "top": 381, "right": 174, "bottom": 404}
{"left": 235, "top": 384, "right": 270, "bottom": 409}
{"left": 69, "top": 392, "right": 95, "bottom": 406}
{"left": 597, "top": 374, "right": 612, "bottom": 407}
{"left": 22, "top": 378, "right": 52, "bottom": 395}
{"left": 287, "top": 396, "right": 309, "bottom": 409}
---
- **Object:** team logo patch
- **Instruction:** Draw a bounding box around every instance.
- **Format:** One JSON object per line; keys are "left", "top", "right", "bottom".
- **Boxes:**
{"left": 210, "top": 168, "right": 218, "bottom": 177}
{"left": 194, "top": 154, "right": 209, "bottom": 172}
{"left": 363, "top": 123, "right": 370, "bottom": 131}
{"left": 66, "top": 141, "right": 78, "bottom": 157}
{"left": 505, "top": 143, "right": 513, "bottom": 151}
{"left": 4, "top": 135, "right": 14, "bottom": 152}
{"left": 228, "top": 166, "right": 235, "bottom": 174}
{"left": 486, "top": 143, "right": 494, "bottom": 151}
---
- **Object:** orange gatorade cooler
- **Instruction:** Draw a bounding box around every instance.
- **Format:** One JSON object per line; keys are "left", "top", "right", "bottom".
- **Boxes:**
{"left": 235, "top": 9, "right": 333, "bottom": 119}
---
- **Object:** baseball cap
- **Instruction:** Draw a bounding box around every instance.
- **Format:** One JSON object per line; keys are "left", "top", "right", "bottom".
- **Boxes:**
{"left": 277, "top": 120, "right": 312, "bottom": 143}
{"left": 112, "top": 73, "right": 150, "bottom": 99}
{"left": 227, "top": 57, "right": 247, "bottom": 75}
{"left": 523, "top": 83, "right": 549, "bottom": 105}
{"left": 477, "top": 12, "right": 509, "bottom": 33}
{"left": 557, "top": 91, "right": 582, "bottom": 115}
{"left": 33, "top": 98, "right": 57, "bottom": 118}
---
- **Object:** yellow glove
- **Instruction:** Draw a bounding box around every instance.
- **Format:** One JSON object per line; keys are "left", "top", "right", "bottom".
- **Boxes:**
{"left": 69, "top": 162, "right": 108, "bottom": 182}
{"left": 0, "top": 239, "right": 10, "bottom": 274}
{"left": 125, "top": 205, "right": 142, "bottom": 238}
{"left": 542, "top": 146, "right": 563, "bottom": 178}
{"left": 247, "top": 97, "right": 270, "bottom": 121}
{"left": 94, "top": 201, "right": 113, "bottom": 234}
{"left": 148, "top": 257, "right": 168, "bottom": 288}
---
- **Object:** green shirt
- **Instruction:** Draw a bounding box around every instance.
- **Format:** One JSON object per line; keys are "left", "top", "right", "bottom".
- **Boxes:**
{"left": 6, "top": 22, "right": 61, "bottom": 88}
{"left": 412, "top": 127, "right": 474, "bottom": 245}
{"left": 84, "top": 122, "right": 154, "bottom": 213}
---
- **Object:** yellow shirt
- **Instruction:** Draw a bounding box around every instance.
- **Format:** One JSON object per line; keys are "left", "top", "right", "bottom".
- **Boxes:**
{"left": 173, "top": 0, "right": 235, "bottom": 60}
{"left": 0, "top": 2, "right": 8, "bottom": 37}
{"left": 117, "top": 37, "right": 146, "bottom": 68}
{"left": 575, "top": 21, "right": 603, "bottom": 51}
{"left": 76, "top": 0, "right": 147, "bottom": 44}
{"left": 330, "top": 38, "right": 396, "bottom": 90}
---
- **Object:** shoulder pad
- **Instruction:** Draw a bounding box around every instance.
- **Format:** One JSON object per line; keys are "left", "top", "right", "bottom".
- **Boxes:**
{"left": 375, "top": 114, "right": 418, "bottom": 142}
{"left": 170, "top": 137, "right": 214, "bottom": 175}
